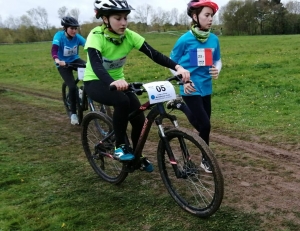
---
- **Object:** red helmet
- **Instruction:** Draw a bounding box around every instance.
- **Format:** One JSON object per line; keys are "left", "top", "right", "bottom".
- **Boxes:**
{"left": 187, "top": 0, "right": 219, "bottom": 17}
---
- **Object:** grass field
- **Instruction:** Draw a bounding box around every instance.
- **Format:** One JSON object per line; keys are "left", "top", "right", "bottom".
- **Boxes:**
{"left": 1, "top": 33, "right": 299, "bottom": 146}
{"left": 0, "top": 33, "right": 299, "bottom": 230}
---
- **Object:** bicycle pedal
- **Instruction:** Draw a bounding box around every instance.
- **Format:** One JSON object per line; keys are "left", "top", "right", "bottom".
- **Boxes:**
{"left": 123, "top": 163, "right": 136, "bottom": 173}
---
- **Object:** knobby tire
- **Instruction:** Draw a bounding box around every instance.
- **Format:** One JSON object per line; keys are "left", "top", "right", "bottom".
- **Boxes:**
{"left": 81, "top": 111, "right": 128, "bottom": 184}
{"left": 157, "top": 127, "right": 224, "bottom": 218}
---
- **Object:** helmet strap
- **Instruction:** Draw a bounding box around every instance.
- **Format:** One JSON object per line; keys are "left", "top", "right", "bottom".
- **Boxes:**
{"left": 102, "top": 16, "right": 112, "bottom": 30}
{"left": 101, "top": 24, "right": 125, "bottom": 45}
{"left": 64, "top": 28, "right": 74, "bottom": 39}
{"left": 192, "top": 12, "right": 208, "bottom": 31}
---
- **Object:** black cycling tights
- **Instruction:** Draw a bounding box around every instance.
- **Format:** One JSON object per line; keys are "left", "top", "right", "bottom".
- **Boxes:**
{"left": 84, "top": 80, "right": 145, "bottom": 151}
{"left": 58, "top": 58, "right": 86, "bottom": 114}
{"left": 181, "top": 95, "right": 211, "bottom": 145}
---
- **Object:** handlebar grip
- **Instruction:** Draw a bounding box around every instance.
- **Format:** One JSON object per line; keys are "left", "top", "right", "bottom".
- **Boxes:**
{"left": 175, "top": 74, "right": 182, "bottom": 80}
{"left": 58, "top": 63, "right": 86, "bottom": 68}
{"left": 109, "top": 85, "right": 117, "bottom": 91}
{"left": 167, "top": 74, "right": 183, "bottom": 82}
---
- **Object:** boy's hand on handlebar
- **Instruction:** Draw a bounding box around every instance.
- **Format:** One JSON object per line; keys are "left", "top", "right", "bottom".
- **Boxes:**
{"left": 175, "top": 66, "right": 190, "bottom": 83}
{"left": 55, "top": 60, "right": 66, "bottom": 66}
{"left": 110, "top": 80, "right": 129, "bottom": 91}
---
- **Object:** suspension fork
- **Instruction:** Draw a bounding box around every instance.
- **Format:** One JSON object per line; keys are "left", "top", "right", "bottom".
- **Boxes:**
{"left": 155, "top": 110, "right": 184, "bottom": 178}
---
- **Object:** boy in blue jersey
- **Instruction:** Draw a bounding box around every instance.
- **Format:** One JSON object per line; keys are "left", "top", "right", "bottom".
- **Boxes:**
{"left": 168, "top": 0, "right": 222, "bottom": 173}
{"left": 51, "top": 16, "right": 86, "bottom": 125}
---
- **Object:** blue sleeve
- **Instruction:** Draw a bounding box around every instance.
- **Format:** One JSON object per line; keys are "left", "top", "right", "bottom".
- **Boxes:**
{"left": 170, "top": 37, "right": 185, "bottom": 63}
{"left": 52, "top": 31, "right": 62, "bottom": 46}
{"left": 78, "top": 34, "right": 86, "bottom": 47}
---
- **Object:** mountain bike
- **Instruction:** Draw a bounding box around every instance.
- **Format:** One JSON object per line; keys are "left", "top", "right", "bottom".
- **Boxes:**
{"left": 81, "top": 75, "right": 224, "bottom": 218}
{"left": 61, "top": 63, "right": 112, "bottom": 125}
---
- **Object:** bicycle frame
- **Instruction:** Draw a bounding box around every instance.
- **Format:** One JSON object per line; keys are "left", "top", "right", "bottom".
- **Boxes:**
{"left": 95, "top": 95, "right": 185, "bottom": 176}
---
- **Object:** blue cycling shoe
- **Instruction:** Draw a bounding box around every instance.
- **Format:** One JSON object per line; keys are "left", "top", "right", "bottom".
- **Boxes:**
{"left": 114, "top": 145, "right": 135, "bottom": 161}
{"left": 141, "top": 156, "right": 154, "bottom": 172}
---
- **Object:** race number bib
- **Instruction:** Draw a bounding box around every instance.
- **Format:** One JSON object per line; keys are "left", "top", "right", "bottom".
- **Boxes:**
{"left": 102, "top": 56, "right": 127, "bottom": 70}
{"left": 189, "top": 48, "right": 213, "bottom": 66}
{"left": 63, "top": 46, "right": 78, "bottom": 56}
{"left": 77, "top": 68, "right": 85, "bottom": 80}
{"left": 143, "top": 81, "right": 176, "bottom": 104}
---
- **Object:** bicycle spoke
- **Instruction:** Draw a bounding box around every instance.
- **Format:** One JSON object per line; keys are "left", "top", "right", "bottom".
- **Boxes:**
{"left": 81, "top": 112, "right": 128, "bottom": 184}
{"left": 157, "top": 127, "right": 223, "bottom": 217}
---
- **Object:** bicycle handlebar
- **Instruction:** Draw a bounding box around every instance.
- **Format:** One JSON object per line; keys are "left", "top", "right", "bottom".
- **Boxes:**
{"left": 109, "top": 82, "right": 145, "bottom": 95}
{"left": 56, "top": 63, "right": 86, "bottom": 68}
{"left": 165, "top": 74, "right": 183, "bottom": 83}
{"left": 109, "top": 74, "right": 184, "bottom": 94}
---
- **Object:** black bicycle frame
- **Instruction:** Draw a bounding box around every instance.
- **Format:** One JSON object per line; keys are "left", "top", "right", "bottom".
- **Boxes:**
{"left": 95, "top": 98, "right": 184, "bottom": 177}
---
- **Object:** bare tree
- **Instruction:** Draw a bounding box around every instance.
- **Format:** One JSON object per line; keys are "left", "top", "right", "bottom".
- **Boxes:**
{"left": 178, "top": 11, "right": 190, "bottom": 28}
{"left": 133, "top": 4, "right": 153, "bottom": 24}
{"left": 162, "top": 10, "right": 172, "bottom": 25}
{"left": 285, "top": 1, "right": 300, "bottom": 14}
{"left": 150, "top": 8, "right": 167, "bottom": 26}
{"left": 20, "top": 15, "right": 33, "bottom": 27}
{"left": 70, "top": 8, "right": 80, "bottom": 21}
{"left": 170, "top": 8, "right": 179, "bottom": 25}
{"left": 27, "top": 7, "right": 50, "bottom": 30}
{"left": 150, "top": 11, "right": 160, "bottom": 29}
{"left": 3, "top": 16, "right": 20, "bottom": 29}
{"left": 132, "top": 4, "right": 152, "bottom": 31}
{"left": 58, "top": 6, "right": 68, "bottom": 19}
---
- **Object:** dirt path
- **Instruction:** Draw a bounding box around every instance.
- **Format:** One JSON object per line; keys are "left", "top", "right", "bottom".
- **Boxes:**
{"left": 210, "top": 133, "right": 300, "bottom": 229}
{"left": 2, "top": 86, "right": 300, "bottom": 230}
{"left": 212, "top": 132, "right": 300, "bottom": 160}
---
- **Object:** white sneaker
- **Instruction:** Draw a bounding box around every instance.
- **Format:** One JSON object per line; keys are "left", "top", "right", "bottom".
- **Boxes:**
{"left": 200, "top": 158, "right": 212, "bottom": 174}
{"left": 166, "top": 95, "right": 184, "bottom": 109}
{"left": 71, "top": 114, "right": 79, "bottom": 125}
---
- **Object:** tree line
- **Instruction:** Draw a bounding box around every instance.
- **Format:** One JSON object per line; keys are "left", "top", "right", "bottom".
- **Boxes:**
{"left": 0, "top": 0, "right": 299, "bottom": 44}
{"left": 220, "top": 0, "right": 300, "bottom": 35}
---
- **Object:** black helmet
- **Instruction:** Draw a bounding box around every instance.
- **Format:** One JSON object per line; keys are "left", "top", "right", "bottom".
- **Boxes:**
{"left": 94, "top": 0, "right": 134, "bottom": 19}
{"left": 61, "top": 16, "right": 80, "bottom": 27}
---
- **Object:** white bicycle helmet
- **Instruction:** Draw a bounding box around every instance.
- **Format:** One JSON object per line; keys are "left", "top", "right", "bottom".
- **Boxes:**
{"left": 94, "top": 0, "right": 134, "bottom": 19}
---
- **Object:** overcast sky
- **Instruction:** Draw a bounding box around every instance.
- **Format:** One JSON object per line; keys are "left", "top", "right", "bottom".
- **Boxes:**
{"left": 0, "top": 0, "right": 229, "bottom": 27}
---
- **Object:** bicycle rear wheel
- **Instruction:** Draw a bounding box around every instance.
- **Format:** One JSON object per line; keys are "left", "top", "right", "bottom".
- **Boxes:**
{"left": 157, "top": 127, "right": 224, "bottom": 218}
{"left": 81, "top": 111, "right": 128, "bottom": 184}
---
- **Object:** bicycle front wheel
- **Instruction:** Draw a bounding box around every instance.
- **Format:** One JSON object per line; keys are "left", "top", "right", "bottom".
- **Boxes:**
{"left": 157, "top": 127, "right": 224, "bottom": 218}
{"left": 81, "top": 111, "right": 128, "bottom": 184}
{"left": 62, "top": 82, "right": 71, "bottom": 118}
